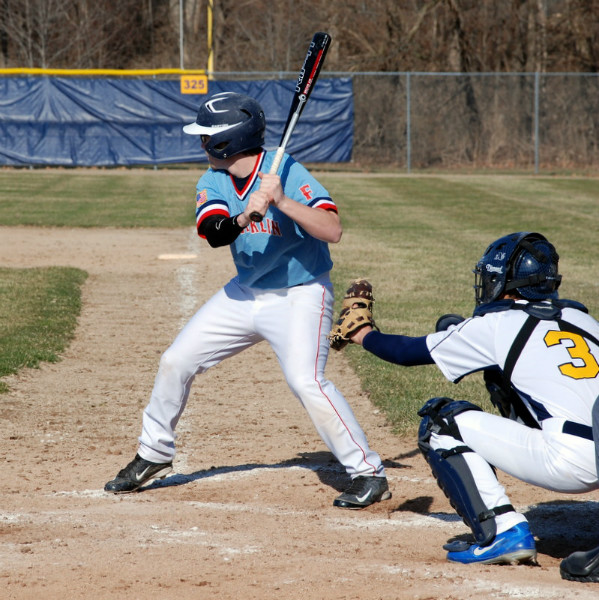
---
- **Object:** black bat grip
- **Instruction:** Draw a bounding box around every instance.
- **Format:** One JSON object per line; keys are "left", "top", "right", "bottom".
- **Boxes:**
{"left": 249, "top": 211, "right": 263, "bottom": 223}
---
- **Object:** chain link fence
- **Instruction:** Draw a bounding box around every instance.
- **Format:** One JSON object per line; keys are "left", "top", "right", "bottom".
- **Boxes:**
{"left": 3, "top": 70, "right": 597, "bottom": 171}
{"left": 217, "top": 71, "right": 599, "bottom": 172}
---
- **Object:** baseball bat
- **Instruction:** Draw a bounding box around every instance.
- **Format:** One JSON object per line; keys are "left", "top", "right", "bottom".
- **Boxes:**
{"left": 250, "top": 31, "right": 332, "bottom": 223}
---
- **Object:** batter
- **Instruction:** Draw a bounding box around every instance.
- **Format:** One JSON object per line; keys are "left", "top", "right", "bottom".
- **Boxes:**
{"left": 104, "top": 92, "right": 390, "bottom": 509}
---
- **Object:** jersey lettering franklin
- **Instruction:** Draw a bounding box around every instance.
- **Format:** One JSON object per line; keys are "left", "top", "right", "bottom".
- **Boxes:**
{"left": 195, "top": 151, "right": 336, "bottom": 289}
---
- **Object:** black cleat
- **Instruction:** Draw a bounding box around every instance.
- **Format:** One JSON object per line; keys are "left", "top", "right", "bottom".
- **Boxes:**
{"left": 333, "top": 476, "right": 391, "bottom": 509}
{"left": 560, "top": 545, "right": 599, "bottom": 583}
{"left": 104, "top": 453, "right": 173, "bottom": 493}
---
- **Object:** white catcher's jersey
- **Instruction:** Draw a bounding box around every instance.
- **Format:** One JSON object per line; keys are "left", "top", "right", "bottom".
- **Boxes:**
{"left": 426, "top": 301, "right": 599, "bottom": 427}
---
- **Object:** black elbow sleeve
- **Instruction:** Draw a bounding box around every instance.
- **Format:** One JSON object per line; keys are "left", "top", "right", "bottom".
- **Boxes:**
{"left": 200, "top": 215, "right": 244, "bottom": 247}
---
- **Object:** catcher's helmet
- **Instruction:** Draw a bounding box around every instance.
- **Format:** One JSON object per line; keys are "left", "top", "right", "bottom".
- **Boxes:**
{"left": 183, "top": 92, "right": 266, "bottom": 159}
{"left": 473, "top": 232, "right": 562, "bottom": 306}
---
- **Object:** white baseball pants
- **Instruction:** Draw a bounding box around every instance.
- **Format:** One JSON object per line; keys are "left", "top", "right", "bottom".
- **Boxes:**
{"left": 431, "top": 410, "right": 598, "bottom": 534}
{"left": 137, "top": 273, "right": 385, "bottom": 479}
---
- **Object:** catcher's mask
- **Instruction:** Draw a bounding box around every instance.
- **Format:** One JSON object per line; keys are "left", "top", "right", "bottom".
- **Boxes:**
{"left": 183, "top": 92, "right": 266, "bottom": 159}
{"left": 473, "top": 232, "right": 562, "bottom": 306}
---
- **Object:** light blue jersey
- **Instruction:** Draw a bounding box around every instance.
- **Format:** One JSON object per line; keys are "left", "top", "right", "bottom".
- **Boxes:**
{"left": 195, "top": 150, "right": 337, "bottom": 289}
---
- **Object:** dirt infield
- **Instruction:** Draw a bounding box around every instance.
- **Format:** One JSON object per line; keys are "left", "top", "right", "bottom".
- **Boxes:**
{"left": 1, "top": 225, "right": 598, "bottom": 600}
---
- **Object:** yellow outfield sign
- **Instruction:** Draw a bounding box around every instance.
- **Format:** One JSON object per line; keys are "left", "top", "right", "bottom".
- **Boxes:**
{"left": 180, "top": 74, "right": 208, "bottom": 94}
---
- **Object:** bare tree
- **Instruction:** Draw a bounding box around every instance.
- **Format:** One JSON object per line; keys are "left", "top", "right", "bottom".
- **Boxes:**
{"left": 0, "top": 0, "right": 167, "bottom": 68}
{"left": 1, "top": 0, "right": 598, "bottom": 72}
{"left": 558, "top": 0, "right": 599, "bottom": 72}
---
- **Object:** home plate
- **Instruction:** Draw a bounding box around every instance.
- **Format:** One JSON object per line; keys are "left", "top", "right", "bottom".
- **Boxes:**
{"left": 158, "top": 253, "right": 198, "bottom": 260}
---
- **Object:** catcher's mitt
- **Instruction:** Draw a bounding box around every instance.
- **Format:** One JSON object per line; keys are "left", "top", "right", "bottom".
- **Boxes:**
{"left": 328, "top": 278, "right": 377, "bottom": 351}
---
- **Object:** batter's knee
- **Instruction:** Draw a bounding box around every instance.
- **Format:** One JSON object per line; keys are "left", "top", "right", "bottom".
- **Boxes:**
{"left": 285, "top": 371, "right": 321, "bottom": 397}
{"left": 157, "top": 347, "right": 196, "bottom": 379}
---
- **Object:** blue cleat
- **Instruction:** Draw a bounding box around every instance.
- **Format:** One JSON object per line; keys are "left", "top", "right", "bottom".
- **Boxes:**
{"left": 445, "top": 522, "right": 537, "bottom": 565}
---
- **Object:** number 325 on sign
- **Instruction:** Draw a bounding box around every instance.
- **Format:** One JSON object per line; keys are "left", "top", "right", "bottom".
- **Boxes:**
{"left": 180, "top": 75, "right": 208, "bottom": 94}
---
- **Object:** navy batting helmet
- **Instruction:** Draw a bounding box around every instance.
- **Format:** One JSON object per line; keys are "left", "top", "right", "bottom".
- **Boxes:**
{"left": 183, "top": 92, "right": 266, "bottom": 159}
{"left": 473, "top": 232, "right": 562, "bottom": 306}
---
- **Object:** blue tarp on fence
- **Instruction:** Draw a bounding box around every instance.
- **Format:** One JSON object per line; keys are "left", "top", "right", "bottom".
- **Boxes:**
{"left": 0, "top": 77, "right": 353, "bottom": 166}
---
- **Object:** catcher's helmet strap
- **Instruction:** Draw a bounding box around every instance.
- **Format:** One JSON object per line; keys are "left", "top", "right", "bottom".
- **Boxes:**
{"left": 474, "top": 297, "right": 588, "bottom": 318}
{"left": 504, "top": 272, "right": 551, "bottom": 292}
{"left": 516, "top": 238, "right": 548, "bottom": 263}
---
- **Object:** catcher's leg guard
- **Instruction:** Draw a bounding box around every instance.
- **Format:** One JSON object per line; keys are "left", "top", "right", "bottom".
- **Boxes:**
{"left": 417, "top": 397, "right": 513, "bottom": 546}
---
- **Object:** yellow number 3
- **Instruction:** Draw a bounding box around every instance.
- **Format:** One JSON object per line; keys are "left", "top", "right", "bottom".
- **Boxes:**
{"left": 544, "top": 331, "right": 599, "bottom": 379}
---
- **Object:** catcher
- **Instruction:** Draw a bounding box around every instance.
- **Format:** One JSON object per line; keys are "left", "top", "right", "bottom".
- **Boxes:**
{"left": 330, "top": 232, "right": 599, "bottom": 575}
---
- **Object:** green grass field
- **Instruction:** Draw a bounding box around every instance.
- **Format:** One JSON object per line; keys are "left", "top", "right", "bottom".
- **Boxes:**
{"left": 326, "top": 173, "right": 599, "bottom": 430}
{"left": 1, "top": 169, "right": 598, "bottom": 431}
{"left": 0, "top": 266, "right": 87, "bottom": 393}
